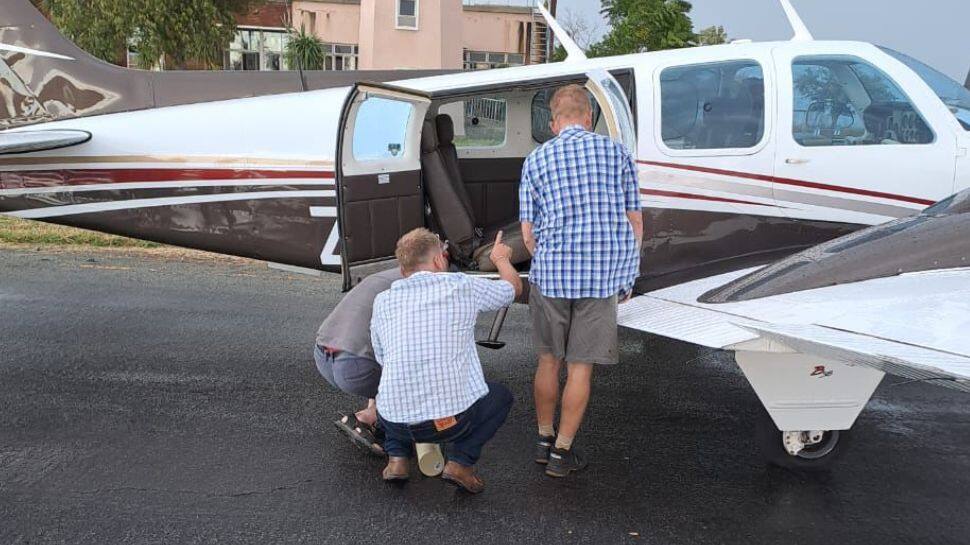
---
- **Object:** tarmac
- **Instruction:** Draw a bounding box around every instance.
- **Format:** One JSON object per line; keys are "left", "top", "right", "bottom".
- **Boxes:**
{"left": 1, "top": 247, "right": 969, "bottom": 544}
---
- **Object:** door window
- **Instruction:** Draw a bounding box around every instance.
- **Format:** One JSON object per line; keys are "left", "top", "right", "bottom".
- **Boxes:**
{"left": 660, "top": 60, "right": 765, "bottom": 150}
{"left": 351, "top": 97, "right": 413, "bottom": 161}
{"left": 792, "top": 56, "right": 933, "bottom": 146}
{"left": 440, "top": 97, "right": 508, "bottom": 148}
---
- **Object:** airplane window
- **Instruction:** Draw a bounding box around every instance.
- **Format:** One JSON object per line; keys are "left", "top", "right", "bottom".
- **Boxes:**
{"left": 660, "top": 60, "right": 765, "bottom": 151}
{"left": 792, "top": 56, "right": 933, "bottom": 147}
{"left": 531, "top": 88, "right": 602, "bottom": 144}
{"left": 440, "top": 97, "right": 508, "bottom": 148}
{"left": 879, "top": 47, "right": 970, "bottom": 131}
{"left": 352, "top": 97, "right": 413, "bottom": 161}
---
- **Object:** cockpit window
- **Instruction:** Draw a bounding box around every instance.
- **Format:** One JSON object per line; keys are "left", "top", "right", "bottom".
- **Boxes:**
{"left": 879, "top": 46, "right": 970, "bottom": 131}
{"left": 792, "top": 55, "right": 933, "bottom": 147}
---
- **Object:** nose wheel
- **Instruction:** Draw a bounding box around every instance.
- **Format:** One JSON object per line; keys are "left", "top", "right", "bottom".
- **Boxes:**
{"left": 755, "top": 409, "right": 848, "bottom": 470}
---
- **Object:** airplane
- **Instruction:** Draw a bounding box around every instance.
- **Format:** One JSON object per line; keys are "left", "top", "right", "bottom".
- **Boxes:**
{"left": 2, "top": 0, "right": 969, "bottom": 469}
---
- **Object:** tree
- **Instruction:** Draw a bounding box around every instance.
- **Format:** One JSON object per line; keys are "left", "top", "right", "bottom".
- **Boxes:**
{"left": 696, "top": 25, "right": 728, "bottom": 46}
{"left": 284, "top": 26, "right": 326, "bottom": 71}
{"left": 589, "top": 0, "right": 695, "bottom": 57}
{"left": 550, "top": 7, "right": 602, "bottom": 62}
{"left": 41, "top": 0, "right": 255, "bottom": 69}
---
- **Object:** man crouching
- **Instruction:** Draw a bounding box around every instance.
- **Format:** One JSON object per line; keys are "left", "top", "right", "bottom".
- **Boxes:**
{"left": 371, "top": 228, "right": 522, "bottom": 493}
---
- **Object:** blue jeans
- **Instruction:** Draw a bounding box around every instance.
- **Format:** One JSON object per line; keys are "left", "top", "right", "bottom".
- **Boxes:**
{"left": 379, "top": 382, "right": 513, "bottom": 467}
{"left": 313, "top": 345, "right": 381, "bottom": 399}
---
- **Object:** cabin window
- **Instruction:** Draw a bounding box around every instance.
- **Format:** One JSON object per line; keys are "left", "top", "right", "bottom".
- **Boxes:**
{"left": 397, "top": 0, "right": 418, "bottom": 30}
{"left": 660, "top": 60, "right": 765, "bottom": 150}
{"left": 531, "top": 88, "right": 603, "bottom": 144}
{"left": 792, "top": 55, "right": 934, "bottom": 146}
{"left": 440, "top": 97, "right": 508, "bottom": 148}
{"left": 352, "top": 97, "right": 413, "bottom": 161}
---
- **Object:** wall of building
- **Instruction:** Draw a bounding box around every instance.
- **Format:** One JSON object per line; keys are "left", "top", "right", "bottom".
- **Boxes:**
{"left": 358, "top": 0, "right": 463, "bottom": 70}
{"left": 462, "top": 6, "right": 532, "bottom": 55}
{"left": 292, "top": 0, "right": 360, "bottom": 45}
{"left": 237, "top": 0, "right": 289, "bottom": 28}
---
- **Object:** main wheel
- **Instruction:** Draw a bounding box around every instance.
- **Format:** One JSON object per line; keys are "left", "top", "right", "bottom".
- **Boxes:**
{"left": 754, "top": 409, "right": 848, "bottom": 471}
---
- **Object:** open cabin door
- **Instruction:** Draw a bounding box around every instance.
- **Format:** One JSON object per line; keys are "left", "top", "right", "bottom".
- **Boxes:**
{"left": 586, "top": 69, "right": 638, "bottom": 158}
{"left": 337, "top": 83, "right": 431, "bottom": 289}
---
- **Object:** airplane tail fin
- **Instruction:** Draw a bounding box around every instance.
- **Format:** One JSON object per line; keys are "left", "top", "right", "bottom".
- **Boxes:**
{"left": 0, "top": 0, "right": 155, "bottom": 129}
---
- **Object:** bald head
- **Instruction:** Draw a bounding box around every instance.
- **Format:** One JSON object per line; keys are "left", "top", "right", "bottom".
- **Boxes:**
{"left": 549, "top": 84, "right": 593, "bottom": 134}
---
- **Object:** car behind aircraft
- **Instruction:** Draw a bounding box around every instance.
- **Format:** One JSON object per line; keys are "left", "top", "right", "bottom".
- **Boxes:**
{"left": 1, "top": 0, "right": 969, "bottom": 468}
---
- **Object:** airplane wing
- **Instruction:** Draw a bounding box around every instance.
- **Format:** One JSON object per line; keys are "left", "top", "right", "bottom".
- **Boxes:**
{"left": 618, "top": 266, "right": 970, "bottom": 393}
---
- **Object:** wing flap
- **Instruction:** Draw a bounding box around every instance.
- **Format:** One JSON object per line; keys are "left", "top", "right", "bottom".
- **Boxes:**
{"left": 617, "top": 295, "right": 759, "bottom": 348}
{"left": 744, "top": 323, "right": 970, "bottom": 393}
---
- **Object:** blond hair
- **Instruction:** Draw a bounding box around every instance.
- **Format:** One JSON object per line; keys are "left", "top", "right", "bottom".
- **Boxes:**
{"left": 550, "top": 84, "right": 592, "bottom": 123}
{"left": 395, "top": 228, "right": 443, "bottom": 274}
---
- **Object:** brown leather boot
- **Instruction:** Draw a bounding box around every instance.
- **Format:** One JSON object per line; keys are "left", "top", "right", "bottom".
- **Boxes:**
{"left": 441, "top": 461, "right": 485, "bottom": 494}
{"left": 382, "top": 457, "right": 410, "bottom": 482}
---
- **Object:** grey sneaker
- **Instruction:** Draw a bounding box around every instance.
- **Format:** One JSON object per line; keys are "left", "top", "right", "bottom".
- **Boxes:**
{"left": 545, "top": 447, "right": 588, "bottom": 477}
{"left": 534, "top": 435, "right": 555, "bottom": 464}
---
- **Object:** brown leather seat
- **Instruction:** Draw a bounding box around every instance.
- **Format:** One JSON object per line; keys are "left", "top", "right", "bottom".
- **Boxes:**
{"left": 429, "top": 114, "right": 529, "bottom": 272}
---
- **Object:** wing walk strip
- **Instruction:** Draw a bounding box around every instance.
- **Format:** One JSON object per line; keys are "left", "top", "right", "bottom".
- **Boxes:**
{"left": 4, "top": 190, "right": 337, "bottom": 219}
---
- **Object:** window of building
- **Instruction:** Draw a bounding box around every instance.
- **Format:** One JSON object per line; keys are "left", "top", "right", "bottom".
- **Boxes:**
{"left": 324, "top": 43, "right": 359, "bottom": 71}
{"left": 531, "top": 88, "right": 602, "bottom": 144}
{"left": 660, "top": 60, "right": 765, "bottom": 151}
{"left": 440, "top": 97, "right": 508, "bottom": 148}
{"left": 352, "top": 97, "right": 413, "bottom": 161}
{"left": 792, "top": 55, "right": 934, "bottom": 146}
{"left": 397, "top": 0, "right": 418, "bottom": 30}
{"left": 226, "top": 27, "right": 289, "bottom": 71}
{"left": 463, "top": 50, "right": 525, "bottom": 70}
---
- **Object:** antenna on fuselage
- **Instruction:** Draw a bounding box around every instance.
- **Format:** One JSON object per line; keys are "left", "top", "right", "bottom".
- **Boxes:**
{"left": 536, "top": 2, "right": 587, "bottom": 62}
{"left": 779, "top": 0, "right": 814, "bottom": 41}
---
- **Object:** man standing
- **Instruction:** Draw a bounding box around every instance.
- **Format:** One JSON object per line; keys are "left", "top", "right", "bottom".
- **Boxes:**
{"left": 520, "top": 84, "right": 643, "bottom": 478}
{"left": 371, "top": 228, "right": 522, "bottom": 494}
{"left": 314, "top": 267, "right": 402, "bottom": 455}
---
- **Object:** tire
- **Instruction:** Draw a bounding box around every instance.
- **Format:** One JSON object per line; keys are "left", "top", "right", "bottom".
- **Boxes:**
{"left": 754, "top": 408, "right": 848, "bottom": 471}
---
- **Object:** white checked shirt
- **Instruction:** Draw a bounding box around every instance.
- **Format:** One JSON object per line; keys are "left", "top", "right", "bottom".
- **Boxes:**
{"left": 371, "top": 272, "right": 515, "bottom": 424}
{"left": 520, "top": 125, "right": 641, "bottom": 299}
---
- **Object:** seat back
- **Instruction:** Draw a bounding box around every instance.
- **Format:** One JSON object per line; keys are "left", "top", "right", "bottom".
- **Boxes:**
{"left": 420, "top": 119, "right": 477, "bottom": 255}
{"left": 435, "top": 114, "right": 478, "bottom": 223}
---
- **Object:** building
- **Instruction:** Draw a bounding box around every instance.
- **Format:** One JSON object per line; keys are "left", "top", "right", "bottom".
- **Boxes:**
{"left": 225, "top": 0, "right": 551, "bottom": 72}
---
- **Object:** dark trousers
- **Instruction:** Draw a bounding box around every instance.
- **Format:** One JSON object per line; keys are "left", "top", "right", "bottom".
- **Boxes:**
{"left": 379, "top": 382, "right": 513, "bottom": 467}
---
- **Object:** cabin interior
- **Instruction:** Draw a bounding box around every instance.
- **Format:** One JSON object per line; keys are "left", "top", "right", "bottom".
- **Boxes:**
{"left": 338, "top": 70, "right": 635, "bottom": 284}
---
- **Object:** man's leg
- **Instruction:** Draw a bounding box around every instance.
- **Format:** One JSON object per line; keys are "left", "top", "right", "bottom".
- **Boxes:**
{"left": 333, "top": 354, "right": 382, "bottom": 427}
{"left": 449, "top": 382, "right": 514, "bottom": 467}
{"left": 443, "top": 382, "right": 513, "bottom": 493}
{"left": 377, "top": 415, "right": 413, "bottom": 482}
{"left": 533, "top": 353, "right": 562, "bottom": 436}
{"left": 557, "top": 362, "right": 593, "bottom": 450}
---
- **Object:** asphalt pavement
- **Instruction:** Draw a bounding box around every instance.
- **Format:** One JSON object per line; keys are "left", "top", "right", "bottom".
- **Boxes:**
{"left": 1, "top": 247, "right": 969, "bottom": 544}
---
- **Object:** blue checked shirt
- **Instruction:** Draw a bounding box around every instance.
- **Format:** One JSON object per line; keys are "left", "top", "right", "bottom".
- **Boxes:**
{"left": 371, "top": 272, "right": 515, "bottom": 424}
{"left": 519, "top": 125, "right": 641, "bottom": 299}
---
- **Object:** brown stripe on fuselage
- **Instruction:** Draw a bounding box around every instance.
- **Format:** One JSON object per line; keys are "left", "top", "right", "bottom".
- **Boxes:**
{"left": 0, "top": 154, "right": 335, "bottom": 168}
{"left": 638, "top": 159, "right": 934, "bottom": 207}
{"left": 0, "top": 167, "right": 335, "bottom": 191}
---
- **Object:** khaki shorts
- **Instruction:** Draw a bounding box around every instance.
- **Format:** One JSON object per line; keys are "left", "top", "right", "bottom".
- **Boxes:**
{"left": 529, "top": 286, "right": 618, "bottom": 365}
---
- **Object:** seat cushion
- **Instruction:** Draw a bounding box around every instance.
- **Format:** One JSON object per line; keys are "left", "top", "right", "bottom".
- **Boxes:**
{"left": 473, "top": 221, "right": 531, "bottom": 272}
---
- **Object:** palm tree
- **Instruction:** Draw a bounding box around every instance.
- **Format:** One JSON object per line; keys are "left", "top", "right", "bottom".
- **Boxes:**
{"left": 285, "top": 26, "right": 326, "bottom": 71}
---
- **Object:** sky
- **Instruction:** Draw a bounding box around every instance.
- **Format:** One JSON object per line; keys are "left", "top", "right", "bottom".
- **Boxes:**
{"left": 555, "top": 0, "right": 969, "bottom": 83}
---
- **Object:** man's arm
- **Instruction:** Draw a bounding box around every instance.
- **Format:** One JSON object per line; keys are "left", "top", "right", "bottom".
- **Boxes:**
{"left": 521, "top": 221, "right": 536, "bottom": 256}
{"left": 626, "top": 211, "right": 643, "bottom": 250}
{"left": 489, "top": 231, "right": 523, "bottom": 299}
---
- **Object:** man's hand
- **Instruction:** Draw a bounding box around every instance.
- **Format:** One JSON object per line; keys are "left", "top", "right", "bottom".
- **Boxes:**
{"left": 489, "top": 230, "right": 513, "bottom": 264}
{"left": 489, "top": 231, "right": 523, "bottom": 299}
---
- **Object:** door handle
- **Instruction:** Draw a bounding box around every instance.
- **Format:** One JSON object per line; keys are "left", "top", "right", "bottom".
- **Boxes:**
{"left": 785, "top": 158, "right": 810, "bottom": 165}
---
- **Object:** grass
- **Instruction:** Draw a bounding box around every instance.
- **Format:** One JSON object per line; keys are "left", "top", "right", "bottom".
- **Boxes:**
{"left": 0, "top": 216, "right": 162, "bottom": 248}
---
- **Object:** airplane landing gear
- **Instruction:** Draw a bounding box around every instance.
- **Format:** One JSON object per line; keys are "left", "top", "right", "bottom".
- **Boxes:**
{"left": 755, "top": 409, "right": 846, "bottom": 470}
